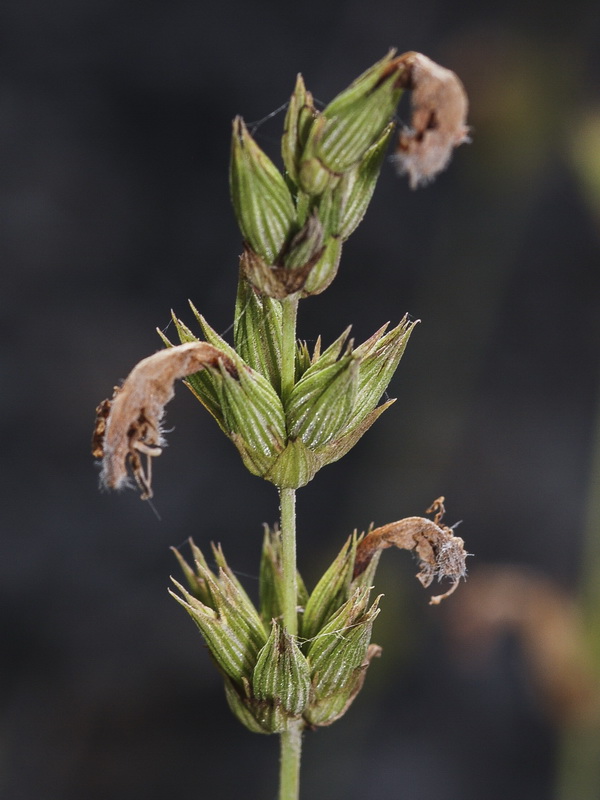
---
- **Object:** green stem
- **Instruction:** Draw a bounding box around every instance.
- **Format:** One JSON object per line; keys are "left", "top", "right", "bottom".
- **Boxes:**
{"left": 278, "top": 294, "right": 302, "bottom": 800}
{"left": 279, "top": 292, "right": 300, "bottom": 636}
{"left": 279, "top": 720, "right": 303, "bottom": 800}
{"left": 278, "top": 487, "right": 302, "bottom": 800}
{"left": 279, "top": 486, "right": 298, "bottom": 636}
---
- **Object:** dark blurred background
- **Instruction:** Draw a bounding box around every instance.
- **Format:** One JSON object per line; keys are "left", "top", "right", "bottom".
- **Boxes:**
{"left": 2, "top": 0, "right": 600, "bottom": 798}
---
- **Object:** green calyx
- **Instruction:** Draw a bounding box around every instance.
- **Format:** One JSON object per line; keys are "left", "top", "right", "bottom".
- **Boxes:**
{"left": 229, "top": 52, "right": 408, "bottom": 300}
{"left": 301, "top": 535, "right": 357, "bottom": 640}
{"left": 169, "top": 542, "right": 268, "bottom": 683}
{"left": 302, "top": 588, "right": 382, "bottom": 727}
{"left": 316, "top": 124, "right": 395, "bottom": 241}
{"left": 252, "top": 621, "right": 313, "bottom": 731}
{"left": 170, "top": 531, "right": 384, "bottom": 734}
{"left": 230, "top": 116, "right": 296, "bottom": 265}
{"left": 281, "top": 73, "right": 318, "bottom": 187}
{"left": 298, "top": 51, "right": 404, "bottom": 194}
{"left": 260, "top": 524, "right": 309, "bottom": 624}
{"left": 171, "top": 493, "right": 468, "bottom": 734}
{"left": 164, "top": 299, "right": 417, "bottom": 489}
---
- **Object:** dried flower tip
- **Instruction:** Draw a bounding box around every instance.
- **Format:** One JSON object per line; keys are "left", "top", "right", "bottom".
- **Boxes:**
{"left": 426, "top": 495, "right": 447, "bottom": 525}
{"left": 353, "top": 497, "right": 469, "bottom": 604}
{"left": 93, "top": 342, "right": 238, "bottom": 499}
{"left": 91, "top": 397, "right": 112, "bottom": 459}
{"left": 392, "top": 52, "right": 470, "bottom": 189}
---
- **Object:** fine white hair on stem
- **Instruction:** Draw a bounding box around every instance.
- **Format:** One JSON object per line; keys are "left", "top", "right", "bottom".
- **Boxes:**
{"left": 92, "top": 342, "right": 238, "bottom": 500}
{"left": 392, "top": 52, "right": 470, "bottom": 189}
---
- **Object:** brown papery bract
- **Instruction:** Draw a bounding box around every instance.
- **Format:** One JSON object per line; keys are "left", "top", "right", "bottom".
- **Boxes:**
{"left": 392, "top": 52, "right": 470, "bottom": 189}
{"left": 92, "top": 342, "right": 238, "bottom": 500}
{"left": 353, "top": 497, "right": 468, "bottom": 604}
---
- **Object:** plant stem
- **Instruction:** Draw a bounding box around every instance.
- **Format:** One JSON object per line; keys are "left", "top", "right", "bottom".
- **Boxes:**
{"left": 279, "top": 292, "right": 300, "bottom": 636}
{"left": 279, "top": 486, "right": 298, "bottom": 636}
{"left": 278, "top": 294, "right": 302, "bottom": 800}
{"left": 279, "top": 295, "right": 298, "bottom": 636}
{"left": 278, "top": 486, "right": 302, "bottom": 800}
{"left": 279, "top": 720, "right": 303, "bottom": 800}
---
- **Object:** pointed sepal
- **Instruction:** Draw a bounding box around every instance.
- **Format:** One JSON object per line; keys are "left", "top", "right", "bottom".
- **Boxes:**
{"left": 304, "top": 589, "right": 381, "bottom": 726}
{"left": 230, "top": 116, "right": 296, "bottom": 264}
{"left": 233, "top": 274, "right": 283, "bottom": 390}
{"left": 224, "top": 676, "right": 273, "bottom": 734}
{"left": 298, "top": 50, "right": 405, "bottom": 194}
{"left": 282, "top": 73, "right": 318, "bottom": 185}
{"left": 214, "top": 359, "right": 287, "bottom": 474}
{"left": 252, "top": 621, "right": 312, "bottom": 732}
{"left": 286, "top": 352, "right": 360, "bottom": 448}
{"left": 300, "top": 236, "right": 343, "bottom": 297}
{"left": 350, "top": 316, "right": 417, "bottom": 423}
{"left": 169, "top": 543, "right": 268, "bottom": 683}
{"left": 259, "top": 525, "right": 308, "bottom": 625}
{"left": 335, "top": 123, "right": 395, "bottom": 240}
{"left": 301, "top": 535, "right": 357, "bottom": 640}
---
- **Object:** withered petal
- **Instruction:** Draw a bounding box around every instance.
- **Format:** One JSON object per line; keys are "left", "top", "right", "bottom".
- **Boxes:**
{"left": 392, "top": 52, "right": 470, "bottom": 189}
{"left": 94, "top": 342, "right": 238, "bottom": 499}
{"left": 353, "top": 497, "right": 468, "bottom": 604}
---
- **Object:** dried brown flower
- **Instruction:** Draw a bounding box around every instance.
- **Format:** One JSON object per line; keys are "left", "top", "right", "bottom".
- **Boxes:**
{"left": 93, "top": 342, "right": 238, "bottom": 500}
{"left": 353, "top": 497, "right": 468, "bottom": 604}
{"left": 393, "top": 52, "right": 470, "bottom": 189}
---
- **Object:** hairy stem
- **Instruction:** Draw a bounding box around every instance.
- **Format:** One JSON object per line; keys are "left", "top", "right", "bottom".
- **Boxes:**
{"left": 279, "top": 486, "right": 298, "bottom": 636}
{"left": 278, "top": 485, "right": 302, "bottom": 800}
{"left": 279, "top": 292, "right": 300, "bottom": 636}
{"left": 279, "top": 720, "right": 303, "bottom": 800}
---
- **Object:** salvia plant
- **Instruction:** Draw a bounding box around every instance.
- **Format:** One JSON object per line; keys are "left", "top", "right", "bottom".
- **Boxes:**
{"left": 93, "top": 49, "right": 471, "bottom": 800}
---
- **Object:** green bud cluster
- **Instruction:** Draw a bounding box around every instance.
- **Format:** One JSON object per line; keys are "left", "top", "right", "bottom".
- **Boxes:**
{"left": 163, "top": 298, "right": 416, "bottom": 489}
{"left": 170, "top": 530, "right": 382, "bottom": 733}
{"left": 230, "top": 50, "right": 406, "bottom": 298}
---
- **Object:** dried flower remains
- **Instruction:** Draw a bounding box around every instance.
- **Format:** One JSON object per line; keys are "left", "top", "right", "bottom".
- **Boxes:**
{"left": 93, "top": 342, "right": 238, "bottom": 499}
{"left": 353, "top": 497, "right": 468, "bottom": 604}
{"left": 393, "top": 52, "right": 470, "bottom": 189}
